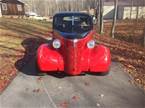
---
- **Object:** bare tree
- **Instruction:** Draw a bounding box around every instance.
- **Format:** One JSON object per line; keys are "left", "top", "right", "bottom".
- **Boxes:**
{"left": 130, "top": 0, "right": 133, "bottom": 19}
{"left": 100, "top": 0, "right": 104, "bottom": 34}
{"left": 22, "top": 0, "right": 104, "bottom": 17}
{"left": 97, "top": 0, "right": 101, "bottom": 32}
{"left": 136, "top": 2, "right": 139, "bottom": 22}
{"left": 97, "top": 0, "right": 104, "bottom": 34}
{"left": 111, "top": 0, "right": 118, "bottom": 38}
{"left": 144, "top": 27, "right": 145, "bottom": 48}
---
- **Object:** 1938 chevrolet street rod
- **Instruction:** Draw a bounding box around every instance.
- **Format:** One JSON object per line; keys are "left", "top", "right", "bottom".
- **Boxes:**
{"left": 36, "top": 12, "right": 111, "bottom": 75}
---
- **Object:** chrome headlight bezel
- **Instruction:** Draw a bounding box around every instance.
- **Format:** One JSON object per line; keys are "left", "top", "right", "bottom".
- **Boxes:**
{"left": 52, "top": 39, "right": 61, "bottom": 49}
{"left": 87, "top": 40, "right": 95, "bottom": 49}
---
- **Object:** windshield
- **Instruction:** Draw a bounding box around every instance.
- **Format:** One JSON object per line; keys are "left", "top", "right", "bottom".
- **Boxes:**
{"left": 53, "top": 14, "right": 93, "bottom": 39}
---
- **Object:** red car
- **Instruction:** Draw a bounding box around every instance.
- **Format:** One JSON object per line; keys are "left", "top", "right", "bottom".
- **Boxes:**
{"left": 37, "top": 12, "right": 111, "bottom": 76}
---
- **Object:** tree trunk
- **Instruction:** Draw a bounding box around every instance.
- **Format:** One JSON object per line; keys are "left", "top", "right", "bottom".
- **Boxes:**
{"left": 111, "top": 0, "right": 118, "bottom": 38}
{"left": 97, "top": 0, "right": 101, "bottom": 33}
{"left": 136, "top": 6, "right": 139, "bottom": 22}
{"left": 130, "top": 0, "right": 133, "bottom": 19}
{"left": 97, "top": 0, "right": 104, "bottom": 34}
{"left": 144, "top": 36, "right": 145, "bottom": 48}
{"left": 100, "top": 0, "right": 104, "bottom": 34}
{"left": 144, "top": 28, "right": 145, "bottom": 48}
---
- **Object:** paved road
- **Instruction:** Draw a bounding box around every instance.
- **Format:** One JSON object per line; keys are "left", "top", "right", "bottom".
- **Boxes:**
{"left": 0, "top": 61, "right": 145, "bottom": 108}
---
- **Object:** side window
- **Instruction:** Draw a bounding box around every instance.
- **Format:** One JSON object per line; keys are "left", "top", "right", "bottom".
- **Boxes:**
{"left": 2, "top": 3, "right": 7, "bottom": 11}
{"left": 54, "top": 17, "right": 64, "bottom": 31}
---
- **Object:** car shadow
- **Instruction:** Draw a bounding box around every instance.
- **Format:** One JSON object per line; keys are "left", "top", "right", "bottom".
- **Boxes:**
{"left": 86, "top": 72, "right": 109, "bottom": 76}
{"left": 15, "top": 36, "right": 85, "bottom": 78}
{"left": 15, "top": 37, "right": 49, "bottom": 76}
{"left": 47, "top": 72, "right": 87, "bottom": 78}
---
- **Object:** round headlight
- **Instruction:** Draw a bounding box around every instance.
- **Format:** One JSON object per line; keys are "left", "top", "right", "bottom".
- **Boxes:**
{"left": 87, "top": 40, "right": 95, "bottom": 49}
{"left": 52, "top": 39, "right": 61, "bottom": 49}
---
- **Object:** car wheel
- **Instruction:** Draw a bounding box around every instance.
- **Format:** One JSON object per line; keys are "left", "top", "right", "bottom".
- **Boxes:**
{"left": 87, "top": 71, "right": 109, "bottom": 76}
{"left": 98, "top": 71, "right": 109, "bottom": 76}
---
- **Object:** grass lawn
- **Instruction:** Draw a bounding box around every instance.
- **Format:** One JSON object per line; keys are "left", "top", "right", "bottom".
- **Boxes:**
{"left": 0, "top": 18, "right": 52, "bottom": 93}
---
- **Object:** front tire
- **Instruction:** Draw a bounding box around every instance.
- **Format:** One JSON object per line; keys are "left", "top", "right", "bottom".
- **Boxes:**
{"left": 97, "top": 71, "right": 109, "bottom": 76}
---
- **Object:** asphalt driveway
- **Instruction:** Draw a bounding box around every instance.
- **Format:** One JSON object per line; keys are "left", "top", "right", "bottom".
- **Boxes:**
{"left": 0, "top": 61, "right": 145, "bottom": 108}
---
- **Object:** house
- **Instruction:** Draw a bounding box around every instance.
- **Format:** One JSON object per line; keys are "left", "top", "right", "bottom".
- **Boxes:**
{"left": 103, "top": 1, "right": 145, "bottom": 20}
{"left": 0, "top": 0, "right": 25, "bottom": 16}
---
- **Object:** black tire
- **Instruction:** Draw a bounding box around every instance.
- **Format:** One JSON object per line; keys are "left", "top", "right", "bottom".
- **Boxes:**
{"left": 86, "top": 71, "right": 110, "bottom": 76}
{"left": 98, "top": 71, "right": 109, "bottom": 76}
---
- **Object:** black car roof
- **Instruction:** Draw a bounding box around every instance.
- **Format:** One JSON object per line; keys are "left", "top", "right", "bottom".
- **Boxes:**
{"left": 54, "top": 12, "right": 91, "bottom": 17}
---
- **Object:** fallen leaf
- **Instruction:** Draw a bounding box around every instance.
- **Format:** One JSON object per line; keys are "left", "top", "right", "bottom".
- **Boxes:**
{"left": 84, "top": 82, "right": 90, "bottom": 86}
{"left": 72, "top": 95, "right": 80, "bottom": 101}
{"left": 59, "top": 101, "right": 69, "bottom": 108}
{"left": 37, "top": 77, "right": 43, "bottom": 81}
{"left": 33, "top": 88, "right": 41, "bottom": 93}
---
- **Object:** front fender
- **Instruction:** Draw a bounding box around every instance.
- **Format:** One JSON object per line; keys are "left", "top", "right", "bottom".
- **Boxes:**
{"left": 37, "top": 44, "right": 64, "bottom": 72}
{"left": 90, "top": 45, "right": 111, "bottom": 72}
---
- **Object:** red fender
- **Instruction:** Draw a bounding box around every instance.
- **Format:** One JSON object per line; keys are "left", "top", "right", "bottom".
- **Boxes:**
{"left": 79, "top": 45, "right": 111, "bottom": 73}
{"left": 90, "top": 45, "right": 111, "bottom": 72}
{"left": 37, "top": 44, "right": 64, "bottom": 72}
